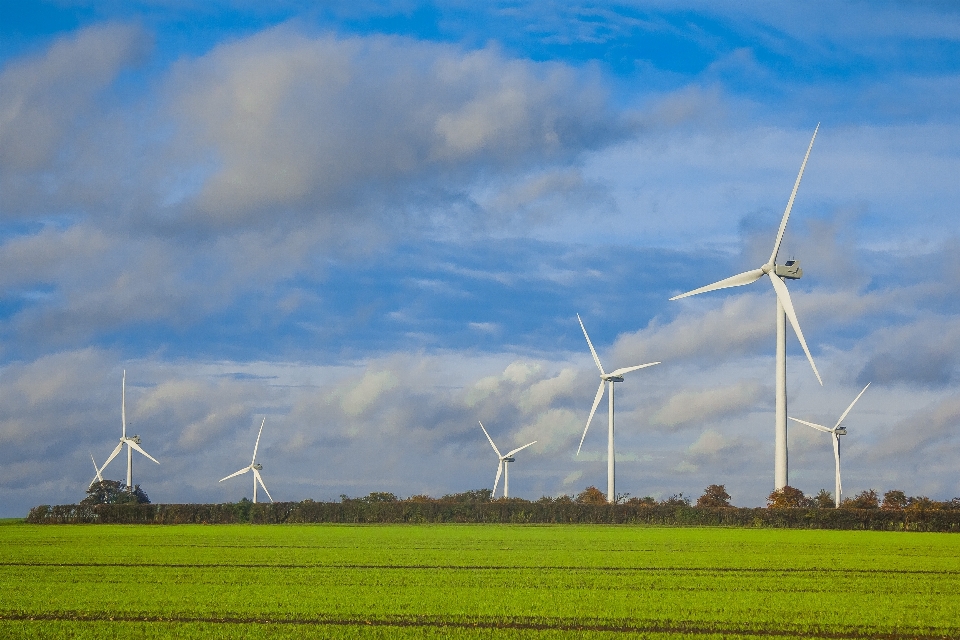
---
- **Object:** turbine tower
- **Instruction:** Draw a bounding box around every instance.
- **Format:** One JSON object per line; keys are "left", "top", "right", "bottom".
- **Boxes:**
{"left": 669, "top": 125, "right": 823, "bottom": 491}
{"left": 479, "top": 421, "right": 536, "bottom": 499}
{"left": 576, "top": 314, "right": 660, "bottom": 503}
{"left": 790, "top": 383, "right": 870, "bottom": 508}
{"left": 99, "top": 370, "right": 160, "bottom": 490}
{"left": 220, "top": 418, "right": 273, "bottom": 503}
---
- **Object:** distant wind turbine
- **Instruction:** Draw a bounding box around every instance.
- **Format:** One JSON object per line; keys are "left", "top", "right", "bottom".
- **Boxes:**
{"left": 99, "top": 371, "right": 160, "bottom": 490}
{"left": 790, "top": 383, "right": 870, "bottom": 508}
{"left": 576, "top": 314, "right": 660, "bottom": 504}
{"left": 220, "top": 418, "right": 273, "bottom": 503}
{"left": 669, "top": 125, "right": 823, "bottom": 491}
{"left": 479, "top": 421, "right": 536, "bottom": 499}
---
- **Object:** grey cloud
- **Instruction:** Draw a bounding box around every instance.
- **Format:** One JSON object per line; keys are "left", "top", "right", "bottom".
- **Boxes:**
{"left": 855, "top": 316, "right": 960, "bottom": 387}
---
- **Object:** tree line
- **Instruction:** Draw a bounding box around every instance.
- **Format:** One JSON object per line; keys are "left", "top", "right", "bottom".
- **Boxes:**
{"left": 26, "top": 483, "right": 960, "bottom": 530}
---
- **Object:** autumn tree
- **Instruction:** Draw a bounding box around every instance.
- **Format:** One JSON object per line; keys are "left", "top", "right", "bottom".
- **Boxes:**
{"left": 842, "top": 489, "right": 879, "bottom": 509}
{"left": 811, "top": 489, "right": 835, "bottom": 509}
{"left": 881, "top": 490, "right": 908, "bottom": 510}
{"left": 576, "top": 486, "right": 607, "bottom": 505}
{"left": 660, "top": 493, "right": 692, "bottom": 507}
{"left": 766, "top": 486, "right": 809, "bottom": 508}
{"left": 696, "top": 484, "right": 732, "bottom": 508}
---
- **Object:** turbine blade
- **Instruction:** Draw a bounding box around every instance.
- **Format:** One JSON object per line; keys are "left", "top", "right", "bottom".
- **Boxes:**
{"left": 493, "top": 461, "right": 503, "bottom": 497}
{"left": 834, "top": 382, "right": 871, "bottom": 430}
{"left": 478, "top": 421, "right": 502, "bottom": 458}
{"left": 253, "top": 468, "right": 273, "bottom": 503}
{"left": 578, "top": 381, "right": 606, "bottom": 455}
{"left": 127, "top": 440, "right": 160, "bottom": 465}
{"left": 101, "top": 442, "right": 124, "bottom": 473}
{"left": 789, "top": 417, "right": 832, "bottom": 433}
{"left": 121, "top": 370, "right": 127, "bottom": 439}
{"left": 669, "top": 268, "right": 765, "bottom": 301}
{"left": 577, "top": 314, "right": 605, "bottom": 375}
{"left": 219, "top": 466, "right": 250, "bottom": 483}
{"left": 90, "top": 453, "right": 103, "bottom": 482}
{"left": 505, "top": 441, "right": 537, "bottom": 458}
{"left": 769, "top": 124, "right": 819, "bottom": 266}
{"left": 768, "top": 272, "right": 822, "bottom": 385}
{"left": 252, "top": 417, "right": 266, "bottom": 464}
{"left": 609, "top": 362, "right": 660, "bottom": 377}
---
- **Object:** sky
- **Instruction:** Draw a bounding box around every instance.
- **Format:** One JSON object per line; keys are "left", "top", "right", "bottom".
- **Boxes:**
{"left": 1, "top": 1, "right": 959, "bottom": 516}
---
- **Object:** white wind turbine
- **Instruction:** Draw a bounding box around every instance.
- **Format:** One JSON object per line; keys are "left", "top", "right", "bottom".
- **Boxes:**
{"left": 99, "top": 370, "right": 160, "bottom": 490}
{"left": 220, "top": 418, "right": 273, "bottom": 503}
{"left": 576, "top": 314, "right": 660, "bottom": 503}
{"left": 479, "top": 421, "right": 536, "bottom": 499}
{"left": 669, "top": 125, "right": 823, "bottom": 491}
{"left": 790, "top": 383, "right": 870, "bottom": 508}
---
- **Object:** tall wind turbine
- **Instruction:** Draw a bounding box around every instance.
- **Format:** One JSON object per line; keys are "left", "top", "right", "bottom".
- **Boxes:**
{"left": 576, "top": 314, "right": 660, "bottom": 503}
{"left": 669, "top": 125, "right": 823, "bottom": 491}
{"left": 100, "top": 371, "right": 160, "bottom": 490}
{"left": 790, "top": 383, "right": 870, "bottom": 508}
{"left": 220, "top": 418, "right": 273, "bottom": 503}
{"left": 479, "top": 421, "right": 536, "bottom": 499}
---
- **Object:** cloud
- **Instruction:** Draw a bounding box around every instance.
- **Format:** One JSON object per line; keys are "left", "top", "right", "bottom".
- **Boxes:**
{"left": 651, "top": 381, "right": 767, "bottom": 430}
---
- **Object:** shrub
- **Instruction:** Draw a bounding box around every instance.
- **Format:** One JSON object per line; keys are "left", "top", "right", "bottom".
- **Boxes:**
{"left": 661, "top": 493, "right": 692, "bottom": 507}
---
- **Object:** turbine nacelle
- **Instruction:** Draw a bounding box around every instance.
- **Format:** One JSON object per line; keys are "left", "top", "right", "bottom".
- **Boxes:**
{"left": 601, "top": 375, "right": 624, "bottom": 382}
{"left": 774, "top": 259, "right": 803, "bottom": 280}
{"left": 834, "top": 426, "right": 847, "bottom": 436}
{"left": 502, "top": 457, "right": 515, "bottom": 463}
{"left": 253, "top": 463, "right": 263, "bottom": 471}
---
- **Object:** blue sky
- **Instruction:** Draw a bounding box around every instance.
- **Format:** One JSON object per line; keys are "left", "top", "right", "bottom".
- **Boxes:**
{"left": 1, "top": 1, "right": 960, "bottom": 515}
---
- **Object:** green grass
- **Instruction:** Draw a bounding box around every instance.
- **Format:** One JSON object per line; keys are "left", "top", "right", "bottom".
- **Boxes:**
{"left": 1, "top": 524, "right": 957, "bottom": 638}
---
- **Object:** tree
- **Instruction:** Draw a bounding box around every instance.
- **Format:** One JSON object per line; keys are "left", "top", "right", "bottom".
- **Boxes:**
{"left": 696, "top": 484, "right": 732, "bottom": 508}
{"left": 660, "top": 493, "right": 692, "bottom": 507}
{"left": 81, "top": 480, "right": 150, "bottom": 505}
{"left": 624, "top": 496, "right": 656, "bottom": 506}
{"left": 364, "top": 492, "right": 399, "bottom": 503}
{"left": 576, "top": 486, "right": 607, "bottom": 505}
{"left": 439, "top": 489, "right": 493, "bottom": 503}
{"left": 811, "top": 489, "right": 834, "bottom": 509}
{"left": 881, "top": 490, "right": 908, "bottom": 510}
{"left": 842, "top": 489, "right": 879, "bottom": 509}
{"left": 766, "top": 486, "right": 809, "bottom": 508}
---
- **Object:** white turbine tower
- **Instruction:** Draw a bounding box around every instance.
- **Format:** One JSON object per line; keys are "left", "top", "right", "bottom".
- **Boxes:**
{"left": 479, "top": 421, "right": 536, "bottom": 499}
{"left": 99, "top": 370, "right": 160, "bottom": 490}
{"left": 220, "top": 418, "right": 273, "bottom": 503}
{"left": 669, "top": 125, "right": 823, "bottom": 491}
{"left": 576, "top": 314, "right": 660, "bottom": 504}
{"left": 790, "top": 383, "right": 870, "bottom": 508}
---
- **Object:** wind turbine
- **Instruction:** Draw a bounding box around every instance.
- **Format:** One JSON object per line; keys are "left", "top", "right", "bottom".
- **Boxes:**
{"left": 99, "top": 370, "right": 160, "bottom": 490}
{"left": 479, "top": 421, "right": 536, "bottom": 499}
{"left": 88, "top": 453, "right": 104, "bottom": 489}
{"left": 220, "top": 418, "right": 273, "bottom": 503}
{"left": 790, "top": 383, "right": 870, "bottom": 508}
{"left": 669, "top": 125, "right": 823, "bottom": 491}
{"left": 576, "top": 314, "right": 660, "bottom": 503}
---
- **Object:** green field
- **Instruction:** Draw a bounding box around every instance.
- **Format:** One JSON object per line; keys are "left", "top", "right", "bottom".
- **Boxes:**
{"left": 0, "top": 524, "right": 957, "bottom": 638}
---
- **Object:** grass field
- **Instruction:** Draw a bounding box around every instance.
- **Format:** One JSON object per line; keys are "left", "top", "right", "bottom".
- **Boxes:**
{"left": 1, "top": 523, "right": 958, "bottom": 639}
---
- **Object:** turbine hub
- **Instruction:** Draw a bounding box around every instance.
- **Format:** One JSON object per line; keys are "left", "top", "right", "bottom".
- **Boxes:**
{"left": 774, "top": 259, "right": 803, "bottom": 280}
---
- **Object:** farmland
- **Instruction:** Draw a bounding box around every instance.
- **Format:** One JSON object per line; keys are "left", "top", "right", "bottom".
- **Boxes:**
{"left": 1, "top": 522, "right": 958, "bottom": 638}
